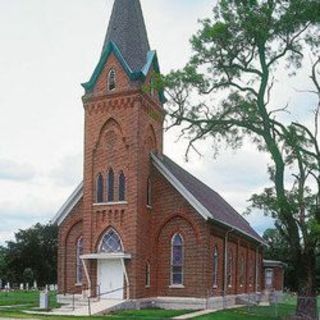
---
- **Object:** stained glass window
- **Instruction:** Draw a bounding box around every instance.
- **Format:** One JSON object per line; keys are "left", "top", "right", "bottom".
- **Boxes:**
{"left": 108, "top": 69, "right": 116, "bottom": 91}
{"left": 145, "top": 262, "right": 151, "bottom": 287}
{"left": 76, "top": 237, "right": 84, "bottom": 284}
{"left": 119, "top": 171, "right": 126, "bottom": 201}
{"left": 108, "top": 168, "right": 114, "bottom": 202}
{"left": 99, "top": 229, "right": 123, "bottom": 253}
{"left": 97, "top": 174, "right": 104, "bottom": 203}
{"left": 171, "top": 234, "right": 183, "bottom": 285}
{"left": 213, "top": 246, "right": 219, "bottom": 287}
{"left": 239, "top": 254, "right": 245, "bottom": 286}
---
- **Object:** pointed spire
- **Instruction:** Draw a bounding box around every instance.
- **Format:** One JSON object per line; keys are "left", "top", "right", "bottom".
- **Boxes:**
{"left": 102, "top": 0, "right": 150, "bottom": 72}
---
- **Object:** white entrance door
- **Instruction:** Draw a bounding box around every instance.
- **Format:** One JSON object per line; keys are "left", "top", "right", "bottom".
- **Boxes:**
{"left": 265, "top": 269, "right": 274, "bottom": 290}
{"left": 97, "top": 259, "right": 124, "bottom": 299}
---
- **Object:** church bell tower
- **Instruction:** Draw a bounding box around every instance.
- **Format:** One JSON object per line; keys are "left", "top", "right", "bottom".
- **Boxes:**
{"left": 80, "top": 0, "right": 165, "bottom": 298}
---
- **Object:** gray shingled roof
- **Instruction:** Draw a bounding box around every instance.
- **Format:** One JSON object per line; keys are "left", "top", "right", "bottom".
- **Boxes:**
{"left": 102, "top": 0, "right": 150, "bottom": 72}
{"left": 154, "top": 154, "right": 264, "bottom": 244}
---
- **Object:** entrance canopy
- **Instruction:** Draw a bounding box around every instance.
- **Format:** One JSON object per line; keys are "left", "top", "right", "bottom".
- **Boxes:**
{"left": 81, "top": 252, "right": 131, "bottom": 260}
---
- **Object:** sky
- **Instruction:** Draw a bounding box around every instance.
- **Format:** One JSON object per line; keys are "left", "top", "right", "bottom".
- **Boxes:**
{"left": 0, "top": 0, "right": 317, "bottom": 245}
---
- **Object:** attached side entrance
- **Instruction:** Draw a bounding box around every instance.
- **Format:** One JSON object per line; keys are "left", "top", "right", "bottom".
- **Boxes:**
{"left": 97, "top": 259, "right": 123, "bottom": 299}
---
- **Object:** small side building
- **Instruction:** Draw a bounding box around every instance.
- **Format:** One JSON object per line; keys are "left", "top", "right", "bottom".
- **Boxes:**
{"left": 263, "top": 260, "right": 285, "bottom": 293}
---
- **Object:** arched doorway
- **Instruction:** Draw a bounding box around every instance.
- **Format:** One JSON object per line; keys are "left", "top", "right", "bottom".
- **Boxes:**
{"left": 97, "top": 229, "right": 125, "bottom": 299}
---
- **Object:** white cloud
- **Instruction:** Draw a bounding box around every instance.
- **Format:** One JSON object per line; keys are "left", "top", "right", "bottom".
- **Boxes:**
{"left": 49, "top": 154, "right": 82, "bottom": 187}
{"left": 0, "top": 159, "right": 36, "bottom": 181}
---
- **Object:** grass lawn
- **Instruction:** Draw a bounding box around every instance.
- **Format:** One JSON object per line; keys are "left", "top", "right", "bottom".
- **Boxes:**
{"left": 0, "top": 291, "right": 318, "bottom": 320}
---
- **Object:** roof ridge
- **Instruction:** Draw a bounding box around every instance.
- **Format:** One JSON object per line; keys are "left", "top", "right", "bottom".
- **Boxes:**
{"left": 161, "top": 154, "right": 251, "bottom": 227}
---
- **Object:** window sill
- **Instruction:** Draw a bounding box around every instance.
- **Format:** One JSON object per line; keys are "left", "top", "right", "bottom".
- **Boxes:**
{"left": 93, "top": 201, "right": 128, "bottom": 206}
{"left": 145, "top": 285, "right": 150, "bottom": 289}
{"left": 146, "top": 205, "right": 152, "bottom": 210}
{"left": 75, "top": 283, "right": 82, "bottom": 287}
{"left": 228, "top": 285, "right": 232, "bottom": 288}
{"left": 213, "top": 285, "right": 218, "bottom": 289}
{"left": 169, "top": 284, "right": 185, "bottom": 289}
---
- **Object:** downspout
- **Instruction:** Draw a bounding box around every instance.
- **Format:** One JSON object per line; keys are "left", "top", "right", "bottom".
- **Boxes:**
{"left": 224, "top": 229, "right": 234, "bottom": 295}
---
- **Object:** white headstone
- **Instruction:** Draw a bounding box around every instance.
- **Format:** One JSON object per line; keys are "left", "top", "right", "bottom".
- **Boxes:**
{"left": 33, "top": 280, "right": 38, "bottom": 290}
{"left": 20, "top": 283, "right": 24, "bottom": 290}
{"left": 26, "top": 283, "right": 29, "bottom": 291}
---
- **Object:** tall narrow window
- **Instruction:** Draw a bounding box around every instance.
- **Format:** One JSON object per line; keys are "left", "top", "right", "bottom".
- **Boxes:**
{"left": 227, "top": 249, "right": 233, "bottom": 287}
{"left": 97, "top": 174, "right": 104, "bottom": 203}
{"left": 119, "top": 171, "right": 126, "bottom": 201}
{"left": 107, "top": 168, "right": 114, "bottom": 202}
{"left": 147, "top": 178, "right": 152, "bottom": 206}
{"left": 213, "top": 246, "right": 219, "bottom": 288}
{"left": 108, "top": 69, "right": 116, "bottom": 91}
{"left": 76, "top": 237, "right": 84, "bottom": 284}
{"left": 249, "top": 258, "right": 254, "bottom": 286}
{"left": 171, "top": 234, "right": 184, "bottom": 286}
{"left": 239, "top": 254, "right": 245, "bottom": 287}
{"left": 145, "top": 262, "right": 151, "bottom": 287}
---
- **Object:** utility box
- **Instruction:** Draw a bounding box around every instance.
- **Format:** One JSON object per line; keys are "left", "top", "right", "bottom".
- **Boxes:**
{"left": 39, "top": 291, "right": 49, "bottom": 310}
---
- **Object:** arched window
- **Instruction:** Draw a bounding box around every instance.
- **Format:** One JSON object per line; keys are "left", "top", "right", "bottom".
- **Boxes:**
{"left": 213, "top": 246, "right": 219, "bottom": 288}
{"left": 145, "top": 261, "right": 151, "bottom": 288}
{"left": 147, "top": 178, "right": 152, "bottom": 206}
{"left": 97, "top": 174, "right": 104, "bottom": 203}
{"left": 108, "top": 69, "right": 116, "bottom": 91}
{"left": 76, "top": 237, "right": 84, "bottom": 284}
{"left": 171, "top": 234, "right": 184, "bottom": 286}
{"left": 239, "top": 254, "right": 245, "bottom": 287}
{"left": 107, "top": 168, "right": 114, "bottom": 202}
{"left": 99, "top": 229, "right": 123, "bottom": 253}
{"left": 227, "top": 249, "right": 233, "bottom": 287}
{"left": 119, "top": 171, "right": 126, "bottom": 201}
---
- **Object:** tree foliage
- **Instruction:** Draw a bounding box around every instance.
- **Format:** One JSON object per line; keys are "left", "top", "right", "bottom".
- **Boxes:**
{"left": 0, "top": 223, "right": 58, "bottom": 287}
{"left": 161, "top": 0, "right": 320, "bottom": 317}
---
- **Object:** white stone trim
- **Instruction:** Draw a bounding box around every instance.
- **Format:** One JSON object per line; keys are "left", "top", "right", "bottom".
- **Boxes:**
{"left": 51, "top": 182, "right": 84, "bottom": 226}
{"left": 93, "top": 201, "right": 128, "bottom": 206}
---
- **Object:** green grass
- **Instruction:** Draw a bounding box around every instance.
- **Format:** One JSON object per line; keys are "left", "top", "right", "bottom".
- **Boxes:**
{"left": 0, "top": 292, "right": 318, "bottom": 320}
{"left": 194, "top": 304, "right": 296, "bottom": 319}
{"left": 0, "top": 290, "right": 59, "bottom": 308}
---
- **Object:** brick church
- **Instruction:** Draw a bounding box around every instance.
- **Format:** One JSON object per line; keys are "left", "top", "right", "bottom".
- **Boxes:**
{"left": 53, "top": 0, "right": 284, "bottom": 311}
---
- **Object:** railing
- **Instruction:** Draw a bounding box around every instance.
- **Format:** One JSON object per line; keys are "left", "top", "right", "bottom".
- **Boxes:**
{"left": 87, "top": 286, "right": 128, "bottom": 316}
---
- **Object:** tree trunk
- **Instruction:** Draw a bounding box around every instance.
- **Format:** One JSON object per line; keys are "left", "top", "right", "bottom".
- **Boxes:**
{"left": 295, "top": 252, "right": 318, "bottom": 320}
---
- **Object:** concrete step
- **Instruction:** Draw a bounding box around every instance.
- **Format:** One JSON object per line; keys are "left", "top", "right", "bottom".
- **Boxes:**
{"left": 26, "top": 299, "right": 126, "bottom": 316}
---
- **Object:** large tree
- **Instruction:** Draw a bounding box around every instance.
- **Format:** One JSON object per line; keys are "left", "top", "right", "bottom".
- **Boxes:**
{"left": 5, "top": 223, "right": 58, "bottom": 287}
{"left": 161, "top": 0, "right": 320, "bottom": 318}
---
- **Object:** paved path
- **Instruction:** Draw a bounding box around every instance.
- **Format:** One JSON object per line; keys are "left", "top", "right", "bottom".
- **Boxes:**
{"left": 172, "top": 305, "right": 245, "bottom": 320}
